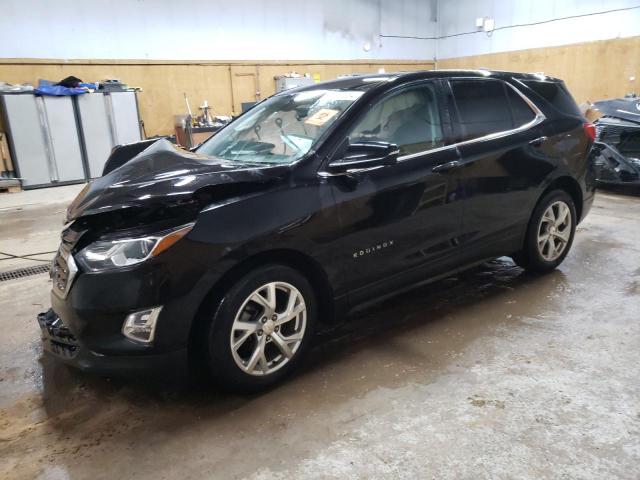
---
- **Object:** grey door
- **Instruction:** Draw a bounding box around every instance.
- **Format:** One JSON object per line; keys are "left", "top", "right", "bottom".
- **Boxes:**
{"left": 2, "top": 94, "right": 50, "bottom": 187}
{"left": 77, "top": 93, "right": 113, "bottom": 178}
{"left": 77, "top": 92, "right": 142, "bottom": 178}
{"left": 2, "top": 94, "right": 84, "bottom": 187}
{"left": 110, "top": 92, "right": 142, "bottom": 145}
{"left": 41, "top": 96, "right": 85, "bottom": 183}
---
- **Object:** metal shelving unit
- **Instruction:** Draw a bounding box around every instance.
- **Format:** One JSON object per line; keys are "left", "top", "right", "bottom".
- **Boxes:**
{"left": 0, "top": 91, "right": 143, "bottom": 188}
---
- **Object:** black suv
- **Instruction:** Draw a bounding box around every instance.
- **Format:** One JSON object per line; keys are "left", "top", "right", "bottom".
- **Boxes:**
{"left": 39, "top": 70, "right": 596, "bottom": 391}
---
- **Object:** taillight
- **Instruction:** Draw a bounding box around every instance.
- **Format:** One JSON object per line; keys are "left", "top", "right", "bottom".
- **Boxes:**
{"left": 583, "top": 122, "right": 596, "bottom": 141}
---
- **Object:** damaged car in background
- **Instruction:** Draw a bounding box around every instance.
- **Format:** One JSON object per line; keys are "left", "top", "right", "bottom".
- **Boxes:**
{"left": 39, "top": 70, "right": 595, "bottom": 391}
{"left": 584, "top": 95, "right": 640, "bottom": 189}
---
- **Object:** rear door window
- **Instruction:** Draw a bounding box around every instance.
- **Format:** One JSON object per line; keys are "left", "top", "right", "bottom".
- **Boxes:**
{"left": 450, "top": 79, "right": 538, "bottom": 141}
{"left": 450, "top": 79, "right": 514, "bottom": 141}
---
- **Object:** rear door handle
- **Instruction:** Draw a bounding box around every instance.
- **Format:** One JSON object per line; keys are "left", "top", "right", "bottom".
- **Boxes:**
{"left": 529, "top": 136, "right": 548, "bottom": 147}
{"left": 432, "top": 160, "right": 462, "bottom": 173}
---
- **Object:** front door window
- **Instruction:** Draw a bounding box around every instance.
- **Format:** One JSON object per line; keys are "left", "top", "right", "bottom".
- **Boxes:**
{"left": 348, "top": 84, "right": 444, "bottom": 156}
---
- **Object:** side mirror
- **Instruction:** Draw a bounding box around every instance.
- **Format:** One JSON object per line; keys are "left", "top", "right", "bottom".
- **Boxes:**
{"left": 327, "top": 141, "right": 399, "bottom": 174}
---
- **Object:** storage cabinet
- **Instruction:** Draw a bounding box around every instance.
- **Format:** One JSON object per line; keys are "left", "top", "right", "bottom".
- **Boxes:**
{"left": 77, "top": 92, "right": 142, "bottom": 178}
{"left": 0, "top": 91, "right": 142, "bottom": 188}
{"left": 0, "top": 94, "right": 85, "bottom": 187}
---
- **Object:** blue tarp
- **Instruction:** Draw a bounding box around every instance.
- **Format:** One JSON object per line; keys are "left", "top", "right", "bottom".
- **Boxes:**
{"left": 33, "top": 84, "right": 87, "bottom": 96}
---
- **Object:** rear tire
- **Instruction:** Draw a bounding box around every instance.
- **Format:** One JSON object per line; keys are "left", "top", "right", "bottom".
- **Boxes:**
{"left": 203, "top": 264, "right": 316, "bottom": 392}
{"left": 513, "top": 190, "right": 576, "bottom": 273}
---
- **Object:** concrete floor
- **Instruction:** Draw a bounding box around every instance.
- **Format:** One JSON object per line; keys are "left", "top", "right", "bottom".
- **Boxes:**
{"left": 0, "top": 187, "right": 639, "bottom": 479}
{"left": 0, "top": 184, "right": 84, "bottom": 270}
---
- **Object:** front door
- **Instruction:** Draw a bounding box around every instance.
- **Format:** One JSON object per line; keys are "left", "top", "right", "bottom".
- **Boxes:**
{"left": 324, "top": 81, "right": 465, "bottom": 304}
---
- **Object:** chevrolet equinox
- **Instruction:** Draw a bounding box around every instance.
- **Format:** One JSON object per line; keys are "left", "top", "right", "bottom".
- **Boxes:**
{"left": 39, "top": 70, "right": 596, "bottom": 391}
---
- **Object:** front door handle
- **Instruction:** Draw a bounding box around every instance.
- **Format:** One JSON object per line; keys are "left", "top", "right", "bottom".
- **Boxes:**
{"left": 529, "top": 136, "right": 548, "bottom": 147}
{"left": 432, "top": 160, "right": 462, "bottom": 173}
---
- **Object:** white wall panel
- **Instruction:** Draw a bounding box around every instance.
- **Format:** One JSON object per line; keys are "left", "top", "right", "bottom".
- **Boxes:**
{"left": 437, "top": 0, "right": 640, "bottom": 59}
{"left": 3, "top": 1, "right": 635, "bottom": 63}
{"left": 0, "top": 0, "right": 437, "bottom": 60}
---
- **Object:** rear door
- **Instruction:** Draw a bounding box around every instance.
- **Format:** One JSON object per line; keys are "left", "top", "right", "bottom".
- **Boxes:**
{"left": 324, "top": 80, "right": 464, "bottom": 303}
{"left": 446, "top": 78, "right": 549, "bottom": 259}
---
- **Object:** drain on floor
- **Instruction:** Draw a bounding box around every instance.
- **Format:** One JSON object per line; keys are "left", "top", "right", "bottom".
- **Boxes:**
{"left": 0, "top": 264, "right": 51, "bottom": 282}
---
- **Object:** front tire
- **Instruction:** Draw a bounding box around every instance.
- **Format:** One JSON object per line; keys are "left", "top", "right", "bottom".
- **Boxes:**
{"left": 514, "top": 190, "right": 577, "bottom": 273}
{"left": 203, "top": 264, "right": 316, "bottom": 392}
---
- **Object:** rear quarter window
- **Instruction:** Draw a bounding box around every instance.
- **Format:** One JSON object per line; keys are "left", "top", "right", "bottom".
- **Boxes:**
{"left": 520, "top": 80, "right": 582, "bottom": 117}
{"left": 506, "top": 87, "right": 537, "bottom": 126}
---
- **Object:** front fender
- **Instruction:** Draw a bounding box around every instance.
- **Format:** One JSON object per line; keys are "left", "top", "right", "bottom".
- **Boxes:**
{"left": 185, "top": 178, "right": 342, "bottom": 292}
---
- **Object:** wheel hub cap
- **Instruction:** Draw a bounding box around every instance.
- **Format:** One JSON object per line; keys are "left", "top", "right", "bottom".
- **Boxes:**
{"left": 537, "top": 200, "right": 572, "bottom": 262}
{"left": 262, "top": 319, "right": 275, "bottom": 335}
{"left": 229, "top": 281, "right": 307, "bottom": 376}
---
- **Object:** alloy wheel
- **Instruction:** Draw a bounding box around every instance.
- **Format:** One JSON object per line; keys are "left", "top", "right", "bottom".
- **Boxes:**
{"left": 537, "top": 200, "right": 572, "bottom": 262}
{"left": 229, "top": 281, "right": 307, "bottom": 376}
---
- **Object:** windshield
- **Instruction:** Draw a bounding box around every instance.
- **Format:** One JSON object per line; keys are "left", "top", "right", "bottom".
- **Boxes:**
{"left": 196, "top": 89, "right": 364, "bottom": 164}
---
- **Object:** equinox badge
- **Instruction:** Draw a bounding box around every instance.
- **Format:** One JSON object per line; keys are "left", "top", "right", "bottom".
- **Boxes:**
{"left": 353, "top": 240, "right": 395, "bottom": 259}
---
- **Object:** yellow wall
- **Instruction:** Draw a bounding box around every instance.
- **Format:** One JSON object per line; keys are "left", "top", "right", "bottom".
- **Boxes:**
{"left": 6, "top": 36, "right": 635, "bottom": 139}
{"left": 0, "top": 59, "right": 434, "bottom": 137}
{"left": 436, "top": 36, "right": 640, "bottom": 107}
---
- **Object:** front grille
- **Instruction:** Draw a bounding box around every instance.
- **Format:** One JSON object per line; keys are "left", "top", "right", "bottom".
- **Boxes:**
{"left": 51, "top": 248, "right": 70, "bottom": 293}
{"left": 596, "top": 119, "right": 640, "bottom": 145}
{"left": 51, "top": 243, "right": 79, "bottom": 298}
{"left": 0, "top": 264, "right": 51, "bottom": 282}
{"left": 51, "top": 224, "right": 83, "bottom": 298}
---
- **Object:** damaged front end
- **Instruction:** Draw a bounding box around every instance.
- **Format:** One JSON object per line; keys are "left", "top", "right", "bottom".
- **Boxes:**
{"left": 37, "top": 309, "right": 79, "bottom": 359}
{"left": 57, "top": 138, "right": 288, "bottom": 298}
{"left": 591, "top": 141, "right": 640, "bottom": 187}
{"left": 586, "top": 96, "right": 640, "bottom": 188}
{"left": 66, "top": 138, "right": 289, "bottom": 230}
{"left": 38, "top": 138, "right": 290, "bottom": 371}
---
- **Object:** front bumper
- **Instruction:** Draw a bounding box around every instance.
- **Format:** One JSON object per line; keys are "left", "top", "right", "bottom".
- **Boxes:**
{"left": 37, "top": 308, "right": 188, "bottom": 376}
{"left": 596, "top": 178, "right": 640, "bottom": 187}
{"left": 40, "top": 236, "right": 226, "bottom": 376}
{"left": 65, "top": 236, "right": 224, "bottom": 333}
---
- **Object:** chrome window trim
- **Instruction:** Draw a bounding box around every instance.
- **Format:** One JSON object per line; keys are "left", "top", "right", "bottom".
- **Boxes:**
{"left": 317, "top": 77, "right": 546, "bottom": 176}
{"left": 396, "top": 143, "right": 456, "bottom": 162}
{"left": 318, "top": 165, "right": 385, "bottom": 177}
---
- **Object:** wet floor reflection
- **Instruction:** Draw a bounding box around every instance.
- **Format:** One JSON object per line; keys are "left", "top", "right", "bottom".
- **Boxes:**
{"left": 2, "top": 192, "right": 639, "bottom": 479}
{"left": 7, "top": 241, "right": 619, "bottom": 480}
{"left": 23, "top": 259, "right": 568, "bottom": 456}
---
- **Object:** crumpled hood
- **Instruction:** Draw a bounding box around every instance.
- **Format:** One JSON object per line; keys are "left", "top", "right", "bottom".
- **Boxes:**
{"left": 66, "top": 139, "right": 289, "bottom": 222}
{"left": 592, "top": 97, "right": 640, "bottom": 124}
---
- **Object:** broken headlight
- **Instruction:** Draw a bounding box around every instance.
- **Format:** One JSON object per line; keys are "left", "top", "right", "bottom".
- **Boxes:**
{"left": 76, "top": 224, "right": 193, "bottom": 272}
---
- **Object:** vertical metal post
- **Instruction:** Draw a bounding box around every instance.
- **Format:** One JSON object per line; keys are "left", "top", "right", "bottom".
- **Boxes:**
{"left": 104, "top": 92, "right": 118, "bottom": 147}
{"left": 72, "top": 95, "right": 91, "bottom": 180}
{"left": 35, "top": 96, "right": 59, "bottom": 182}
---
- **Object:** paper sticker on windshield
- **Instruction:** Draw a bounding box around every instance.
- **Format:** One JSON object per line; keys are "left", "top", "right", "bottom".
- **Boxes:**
{"left": 305, "top": 108, "right": 339, "bottom": 126}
